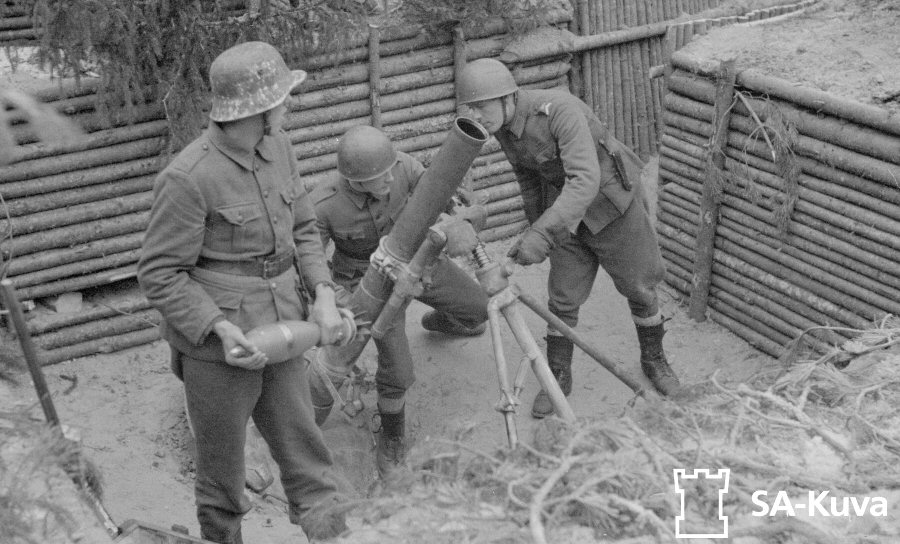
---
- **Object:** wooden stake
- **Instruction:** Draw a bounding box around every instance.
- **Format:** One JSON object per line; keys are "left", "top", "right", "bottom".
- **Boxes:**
{"left": 688, "top": 59, "right": 735, "bottom": 321}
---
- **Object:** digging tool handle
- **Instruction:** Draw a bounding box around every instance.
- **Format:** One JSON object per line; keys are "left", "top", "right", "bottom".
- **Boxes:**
{"left": 0, "top": 279, "right": 60, "bottom": 426}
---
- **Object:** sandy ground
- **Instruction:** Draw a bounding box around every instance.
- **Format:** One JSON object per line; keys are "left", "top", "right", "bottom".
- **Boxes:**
{"left": 3, "top": 0, "right": 899, "bottom": 541}
{"left": 0, "top": 156, "right": 771, "bottom": 543}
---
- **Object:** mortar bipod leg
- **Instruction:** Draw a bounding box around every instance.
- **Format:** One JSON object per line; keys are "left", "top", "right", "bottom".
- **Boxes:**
{"left": 488, "top": 304, "right": 518, "bottom": 449}
{"left": 502, "top": 301, "right": 576, "bottom": 424}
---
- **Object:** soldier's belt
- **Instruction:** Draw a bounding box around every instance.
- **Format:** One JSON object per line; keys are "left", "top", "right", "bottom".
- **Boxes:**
{"left": 196, "top": 251, "right": 294, "bottom": 279}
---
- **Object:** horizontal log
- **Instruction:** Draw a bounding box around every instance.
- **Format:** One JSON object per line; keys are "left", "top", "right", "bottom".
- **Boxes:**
{"left": 11, "top": 120, "right": 169, "bottom": 163}
{"left": 662, "top": 239, "right": 836, "bottom": 350}
{"left": 670, "top": 94, "right": 900, "bottom": 189}
{"left": 2, "top": 175, "right": 154, "bottom": 218}
{"left": 657, "top": 214, "right": 872, "bottom": 329}
{"left": 18, "top": 264, "right": 137, "bottom": 301}
{"left": 0, "top": 157, "right": 161, "bottom": 200}
{"left": 736, "top": 67, "right": 900, "bottom": 138}
{"left": 0, "top": 211, "right": 148, "bottom": 258}
{"left": 473, "top": 171, "right": 517, "bottom": 191}
{"left": 664, "top": 249, "right": 800, "bottom": 348}
{"left": 666, "top": 70, "right": 717, "bottom": 104}
{"left": 1, "top": 192, "right": 153, "bottom": 237}
{"left": 662, "top": 261, "right": 785, "bottom": 358}
{"left": 485, "top": 195, "right": 524, "bottom": 215}
{"left": 302, "top": 10, "right": 571, "bottom": 64}
{"left": 39, "top": 327, "right": 161, "bottom": 366}
{"left": 34, "top": 309, "right": 160, "bottom": 351}
{"left": 477, "top": 181, "right": 521, "bottom": 203}
{"left": 724, "top": 144, "right": 900, "bottom": 224}
{"left": 301, "top": 34, "right": 507, "bottom": 93}
{"left": 5, "top": 232, "right": 142, "bottom": 280}
{"left": 480, "top": 220, "right": 528, "bottom": 243}
{"left": 657, "top": 210, "right": 856, "bottom": 338}
{"left": 659, "top": 192, "right": 900, "bottom": 316}
{"left": 724, "top": 129, "right": 900, "bottom": 209}
{"left": 659, "top": 157, "right": 897, "bottom": 275}
{"left": 289, "top": 99, "right": 456, "bottom": 145}
{"left": 662, "top": 110, "right": 713, "bottom": 138}
{"left": 297, "top": 66, "right": 455, "bottom": 111}
{"left": 734, "top": 94, "right": 900, "bottom": 167}
{"left": 722, "top": 155, "right": 900, "bottom": 242}
{"left": 287, "top": 59, "right": 568, "bottom": 132}
{"left": 660, "top": 143, "right": 706, "bottom": 171}
{"left": 294, "top": 113, "right": 455, "bottom": 160}
{"left": 485, "top": 210, "right": 527, "bottom": 230}
{"left": 0, "top": 136, "right": 166, "bottom": 184}
{"left": 662, "top": 180, "right": 900, "bottom": 294}
{"left": 29, "top": 294, "right": 152, "bottom": 335}
{"left": 11, "top": 248, "right": 142, "bottom": 289}
{"left": 667, "top": 128, "right": 900, "bottom": 222}
{"left": 472, "top": 150, "right": 509, "bottom": 168}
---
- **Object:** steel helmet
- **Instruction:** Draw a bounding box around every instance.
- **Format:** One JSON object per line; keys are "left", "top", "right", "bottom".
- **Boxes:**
{"left": 209, "top": 41, "right": 307, "bottom": 122}
{"left": 337, "top": 126, "right": 398, "bottom": 182}
{"left": 456, "top": 58, "right": 518, "bottom": 106}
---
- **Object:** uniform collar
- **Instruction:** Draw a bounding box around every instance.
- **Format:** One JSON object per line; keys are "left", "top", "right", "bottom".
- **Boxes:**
{"left": 505, "top": 90, "right": 533, "bottom": 139}
{"left": 207, "top": 122, "right": 277, "bottom": 171}
{"left": 341, "top": 177, "right": 370, "bottom": 210}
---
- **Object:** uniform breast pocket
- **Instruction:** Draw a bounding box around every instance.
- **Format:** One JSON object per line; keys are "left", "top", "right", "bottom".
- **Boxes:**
{"left": 533, "top": 143, "right": 558, "bottom": 164}
{"left": 215, "top": 202, "right": 263, "bottom": 252}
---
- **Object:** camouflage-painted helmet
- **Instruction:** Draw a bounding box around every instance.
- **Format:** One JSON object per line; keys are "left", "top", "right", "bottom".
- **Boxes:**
{"left": 337, "top": 126, "right": 398, "bottom": 182}
{"left": 456, "top": 58, "right": 518, "bottom": 106}
{"left": 209, "top": 41, "right": 306, "bottom": 122}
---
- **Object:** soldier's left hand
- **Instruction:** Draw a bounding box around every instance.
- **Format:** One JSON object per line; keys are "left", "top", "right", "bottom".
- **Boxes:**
{"left": 507, "top": 227, "right": 552, "bottom": 265}
{"left": 438, "top": 213, "right": 479, "bottom": 257}
{"left": 311, "top": 284, "right": 345, "bottom": 345}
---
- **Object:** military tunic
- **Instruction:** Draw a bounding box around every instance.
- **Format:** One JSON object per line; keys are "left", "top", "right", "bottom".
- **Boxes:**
{"left": 137, "top": 123, "right": 341, "bottom": 543}
{"left": 311, "top": 151, "right": 488, "bottom": 400}
{"left": 495, "top": 89, "right": 665, "bottom": 326}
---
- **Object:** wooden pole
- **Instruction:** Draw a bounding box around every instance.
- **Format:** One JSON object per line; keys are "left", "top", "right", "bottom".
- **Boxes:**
{"left": 368, "top": 23, "right": 382, "bottom": 129}
{"left": 579, "top": 0, "right": 594, "bottom": 111}
{"left": 688, "top": 59, "right": 733, "bottom": 321}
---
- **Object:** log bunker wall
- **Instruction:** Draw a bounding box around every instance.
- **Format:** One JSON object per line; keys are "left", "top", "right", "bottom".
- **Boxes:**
{"left": 657, "top": 50, "right": 900, "bottom": 358}
{"left": 0, "top": 0, "right": 822, "bottom": 363}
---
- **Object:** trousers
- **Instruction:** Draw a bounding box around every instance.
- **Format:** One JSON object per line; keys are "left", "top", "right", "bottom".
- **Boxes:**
{"left": 335, "top": 255, "right": 488, "bottom": 400}
{"left": 547, "top": 193, "right": 665, "bottom": 328}
{"left": 182, "top": 354, "right": 340, "bottom": 543}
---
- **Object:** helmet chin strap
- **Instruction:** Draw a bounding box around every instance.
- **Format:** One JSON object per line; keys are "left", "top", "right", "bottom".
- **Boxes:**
{"left": 501, "top": 92, "right": 517, "bottom": 128}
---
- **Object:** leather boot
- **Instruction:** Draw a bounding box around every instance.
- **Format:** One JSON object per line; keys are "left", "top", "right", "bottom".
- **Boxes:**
{"left": 636, "top": 321, "right": 681, "bottom": 396}
{"left": 421, "top": 310, "right": 486, "bottom": 337}
{"left": 293, "top": 494, "right": 348, "bottom": 541}
{"left": 531, "top": 335, "right": 574, "bottom": 419}
{"left": 376, "top": 407, "right": 407, "bottom": 478}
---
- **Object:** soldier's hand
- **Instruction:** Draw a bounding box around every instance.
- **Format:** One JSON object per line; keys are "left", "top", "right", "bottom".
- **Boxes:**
{"left": 507, "top": 228, "right": 553, "bottom": 265}
{"left": 437, "top": 213, "right": 479, "bottom": 258}
{"left": 215, "top": 319, "right": 268, "bottom": 370}
{"left": 312, "top": 283, "right": 345, "bottom": 345}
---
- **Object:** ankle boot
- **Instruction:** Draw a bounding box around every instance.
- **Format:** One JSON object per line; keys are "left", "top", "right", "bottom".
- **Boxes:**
{"left": 636, "top": 321, "right": 681, "bottom": 396}
{"left": 376, "top": 407, "right": 407, "bottom": 478}
{"left": 421, "top": 310, "right": 486, "bottom": 337}
{"left": 531, "top": 335, "right": 574, "bottom": 419}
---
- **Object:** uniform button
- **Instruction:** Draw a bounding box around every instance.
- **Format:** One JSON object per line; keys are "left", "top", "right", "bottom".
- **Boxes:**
{"left": 254, "top": 164, "right": 260, "bottom": 171}
{"left": 202, "top": 144, "right": 209, "bottom": 150}
{"left": 264, "top": 190, "right": 269, "bottom": 197}
{"left": 271, "top": 282, "right": 277, "bottom": 289}
{"left": 237, "top": 213, "right": 243, "bottom": 220}
{"left": 273, "top": 217, "right": 278, "bottom": 224}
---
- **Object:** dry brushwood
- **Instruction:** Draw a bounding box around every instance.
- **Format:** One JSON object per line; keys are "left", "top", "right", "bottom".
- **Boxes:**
{"left": 337, "top": 319, "right": 900, "bottom": 543}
